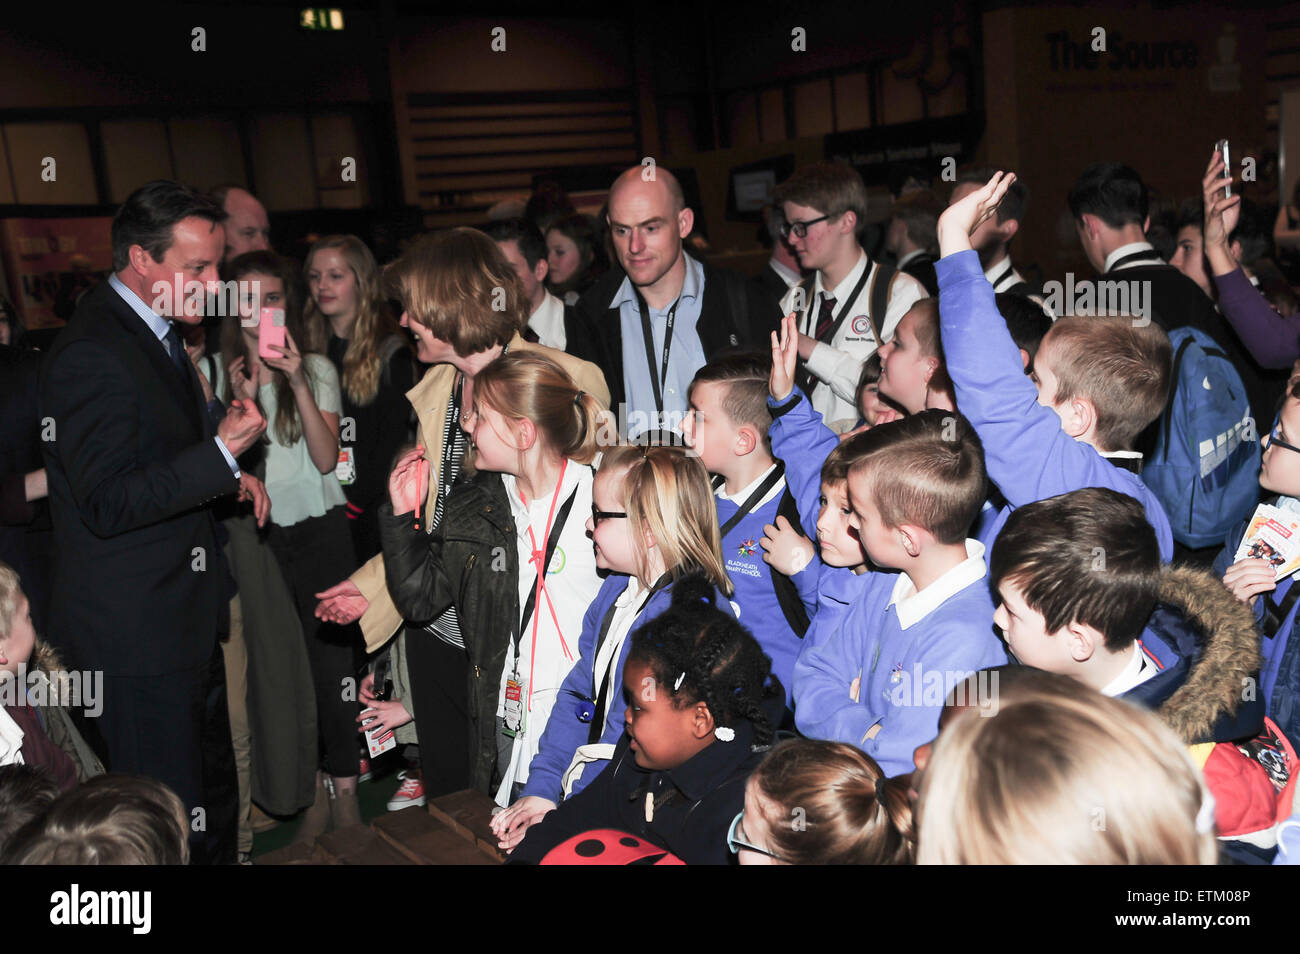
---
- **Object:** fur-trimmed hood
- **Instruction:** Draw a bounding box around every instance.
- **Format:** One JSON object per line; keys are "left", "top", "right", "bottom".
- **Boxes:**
{"left": 1131, "top": 565, "right": 1265, "bottom": 746}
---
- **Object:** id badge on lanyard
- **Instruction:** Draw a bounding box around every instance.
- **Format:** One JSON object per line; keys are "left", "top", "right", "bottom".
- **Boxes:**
{"left": 335, "top": 446, "right": 357, "bottom": 485}
{"left": 502, "top": 669, "right": 526, "bottom": 738}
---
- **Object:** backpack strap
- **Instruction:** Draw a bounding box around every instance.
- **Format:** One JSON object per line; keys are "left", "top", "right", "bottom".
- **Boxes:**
{"left": 768, "top": 487, "right": 811, "bottom": 637}
{"left": 1160, "top": 335, "right": 1196, "bottom": 462}
{"left": 865, "top": 262, "right": 897, "bottom": 350}
{"left": 1263, "top": 578, "right": 1300, "bottom": 640}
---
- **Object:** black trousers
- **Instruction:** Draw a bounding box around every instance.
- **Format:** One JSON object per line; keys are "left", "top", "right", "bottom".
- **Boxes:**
{"left": 267, "top": 506, "right": 362, "bottom": 778}
{"left": 404, "top": 626, "right": 471, "bottom": 797}
{"left": 99, "top": 645, "right": 238, "bottom": 865}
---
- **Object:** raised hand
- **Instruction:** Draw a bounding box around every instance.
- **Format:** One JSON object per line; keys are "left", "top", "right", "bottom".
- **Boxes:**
{"left": 264, "top": 327, "right": 306, "bottom": 389}
{"left": 937, "top": 170, "right": 1017, "bottom": 256}
{"left": 1202, "top": 149, "right": 1242, "bottom": 270}
{"left": 770, "top": 312, "right": 800, "bottom": 402}
{"left": 227, "top": 355, "right": 257, "bottom": 402}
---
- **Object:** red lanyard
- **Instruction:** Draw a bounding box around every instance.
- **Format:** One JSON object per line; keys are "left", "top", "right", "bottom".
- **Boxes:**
{"left": 519, "top": 458, "right": 572, "bottom": 711}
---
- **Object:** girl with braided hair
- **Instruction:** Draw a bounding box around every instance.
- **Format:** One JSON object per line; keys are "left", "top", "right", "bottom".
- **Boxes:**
{"left": 510, "top": 573, "right": 784, "bottom": 865}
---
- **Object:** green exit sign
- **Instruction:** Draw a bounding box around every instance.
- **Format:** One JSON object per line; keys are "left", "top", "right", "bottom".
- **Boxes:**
{"left": 300, "top": 8, "right": 344, "bottom": 30}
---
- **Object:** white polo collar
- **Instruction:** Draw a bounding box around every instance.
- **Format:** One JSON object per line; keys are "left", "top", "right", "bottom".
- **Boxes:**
{"left": 888, "top": 538, "right": 987, "bottom": 630}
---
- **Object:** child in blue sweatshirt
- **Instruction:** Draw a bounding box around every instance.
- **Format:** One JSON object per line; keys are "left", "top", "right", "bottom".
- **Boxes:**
{"left": 491, "top": 444, "right": 735, "bottom": 852}
{"left": 792, "top": 406, "right": 1008, "bottom": 776}
{"left": 934, "top": 171, "right": 1175, "bottom": 561}
{"left": 683, "top": 354, "right": 818, "bottom": 703}
{"left": 762, "top": 318, "right": 877, "bottom": 676}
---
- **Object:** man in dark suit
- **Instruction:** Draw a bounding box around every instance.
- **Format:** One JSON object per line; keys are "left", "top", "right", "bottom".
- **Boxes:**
{"left": 884, "top": 189, "right": 943, "bottom": 297}
{"left": 753, "top": 204, "right": 807, "bottom": 310}
{"left": 571, "top": 166, "right": 782, "bottom": 437}
{"left": 950, "top": 166, "right": 1038, "bottom": 298}
{"left": 39, "top": 180, "right": 270, "bottom": 864}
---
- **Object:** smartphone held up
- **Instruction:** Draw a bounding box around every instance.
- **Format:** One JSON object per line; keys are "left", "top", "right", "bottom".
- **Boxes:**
{"left": 258, "top": 306, "right": 287, "bottom": 360}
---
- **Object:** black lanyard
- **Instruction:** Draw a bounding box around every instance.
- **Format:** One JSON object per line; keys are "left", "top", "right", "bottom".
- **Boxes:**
{"left": 588, "top": 572, "right": 672, "bottom": 744}
{"left": 989, "top": 259, "right": 1016, "bottom": 291}
{"left": 714, "top": 463, "right": 786, "bottom": 539}
{"left": 512, "top": 482, "right": 581, "bottom": 659}
{"left": 634, "top": 290, "right": 680, "bottom": 420}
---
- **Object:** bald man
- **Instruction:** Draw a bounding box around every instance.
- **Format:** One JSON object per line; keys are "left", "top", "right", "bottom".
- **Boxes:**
{"left": 572, "top": 167, "right": 781, "bottom": 437}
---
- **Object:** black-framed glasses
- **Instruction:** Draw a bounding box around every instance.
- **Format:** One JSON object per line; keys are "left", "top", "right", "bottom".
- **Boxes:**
{"left": 1264, "top": 425, "right": 1300, "bottom": 456}
{"left": 727, "top": 811, "right": 785, "bottom": 862}
{"left": 779, "top": 214, "right": 830, "bottom": 240}
{"left": 591, "top": 504, "right": 628, "bottom": 526}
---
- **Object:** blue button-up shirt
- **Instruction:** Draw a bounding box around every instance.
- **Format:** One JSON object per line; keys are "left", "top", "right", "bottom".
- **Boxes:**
{"left": 108, "top": 273, "right": 241, "bottom": 478}
{"left": 613, "top": 253, "right": 708, "bottom": 437}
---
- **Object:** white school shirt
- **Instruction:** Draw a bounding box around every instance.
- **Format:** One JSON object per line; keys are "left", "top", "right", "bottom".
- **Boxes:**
{"left": 494, "top": 461, "right": 601, "bottom": 802}
{"left": 1100, "top": 643, "right": 1158, "bottom": 697}
{"left": 886, "top": 539, "right": 987, "bottom": 629}
{"left": 780, "top": 250, "right": 928, "bottom": 429}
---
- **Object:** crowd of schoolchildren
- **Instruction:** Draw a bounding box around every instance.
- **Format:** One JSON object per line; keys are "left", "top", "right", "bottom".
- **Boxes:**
{"left": 6, "top": 142, "right": 1300, "bottom": 867}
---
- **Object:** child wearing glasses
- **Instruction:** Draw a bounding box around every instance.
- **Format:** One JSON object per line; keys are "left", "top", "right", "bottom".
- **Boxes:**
{"left": 492, "top": 444, "right": 736, "bottom": 852}
{"left": 729, "top": 738, "right": 913, "bottom": 865}
{"left": 1216, "top": 377, "right": 1300, "bottom": 751}
{"left": 509, "top": 574, "right": 782, "bottom": 865}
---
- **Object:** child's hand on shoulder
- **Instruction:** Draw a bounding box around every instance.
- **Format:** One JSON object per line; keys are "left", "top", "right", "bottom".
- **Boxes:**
{"left": 770, "top": 312, "right": 799, "bottom": 402}
{"left": 1222, "top": 557, "right": 1277, "bottom": 608}
{"left": 937, "top": 170, "right": 1016, "bottom": 258}
{"left": 761, "top": 515, "right": 814, "bottom": 575}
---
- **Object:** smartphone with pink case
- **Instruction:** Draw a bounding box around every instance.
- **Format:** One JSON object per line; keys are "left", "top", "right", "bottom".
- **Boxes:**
{"left": 258, "top": 307, "right": 286, "bottom": 360}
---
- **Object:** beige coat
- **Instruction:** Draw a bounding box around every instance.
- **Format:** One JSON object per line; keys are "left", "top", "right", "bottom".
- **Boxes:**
{"left": 351, "top": 334, "right": 611, "bottom": 651}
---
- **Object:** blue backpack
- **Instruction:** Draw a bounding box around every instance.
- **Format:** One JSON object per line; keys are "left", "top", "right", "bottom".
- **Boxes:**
{"left": 1142, "top": 326, "right": 1260, "bottom": 549}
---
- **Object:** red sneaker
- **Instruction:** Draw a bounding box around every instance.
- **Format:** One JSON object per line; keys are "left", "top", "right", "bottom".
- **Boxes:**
{"left": 386, "top": 769, "right": 426, "bottom": 811}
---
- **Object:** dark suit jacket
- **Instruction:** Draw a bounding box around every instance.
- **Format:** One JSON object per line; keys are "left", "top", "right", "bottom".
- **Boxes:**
{"left": 39, "top": 279, "right": 238, "bottom": 676}
{"left": 754, "top": 262, "right": 797, "bottom": 312}
{"left": 1113, "top": 263, "right": 1279, "bottom": 434}
{"left": 570, "top": 259, "right": 784, "bottom": 412}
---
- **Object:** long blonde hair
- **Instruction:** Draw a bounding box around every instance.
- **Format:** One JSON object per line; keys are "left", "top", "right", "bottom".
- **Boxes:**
{"left": 599, "top": 445, "right": 731, "bottom": 596}
{"left": 916, "top": 677, "right": 1218, "bottom": 865}
{"left": 302, "top": 235, "right": 400, "bottom": 406}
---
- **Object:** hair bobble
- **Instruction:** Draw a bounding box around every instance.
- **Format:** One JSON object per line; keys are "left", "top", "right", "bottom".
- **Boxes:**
{"left": 574, "top": 390, "right": 586, "bottom": 407}
{"left": 714, "top": 726, "right": 735, "bottom": 742}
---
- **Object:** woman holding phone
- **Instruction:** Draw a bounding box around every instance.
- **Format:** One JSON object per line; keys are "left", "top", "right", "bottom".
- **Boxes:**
{"left": 215, "top": 250, "right": 363, "bottom": 839}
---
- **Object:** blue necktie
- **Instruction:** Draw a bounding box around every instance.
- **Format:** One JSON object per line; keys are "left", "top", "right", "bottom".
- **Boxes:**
{"left": 163, "top": 324, "right": 191, "bottom": 383}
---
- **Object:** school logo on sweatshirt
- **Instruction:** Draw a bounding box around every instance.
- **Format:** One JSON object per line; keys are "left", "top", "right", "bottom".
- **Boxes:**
{"left": 851, "top": 315, "right": 872, "bottom": 336}
{"left": 737, "top": 537, "right": 757, "bottom": 557}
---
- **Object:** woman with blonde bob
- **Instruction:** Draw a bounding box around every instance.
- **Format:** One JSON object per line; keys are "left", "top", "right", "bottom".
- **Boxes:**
{"left": 492, "top": 443, "right": 735, "bottom": 852}
{"left": 303, "top": 234, "right": 414, "bottom": 561}
{"left": 314, "top": 228, "right": 609, "bottom": 802}
{"left": 915, "top": 678, "right": 1219, "bottom": 865}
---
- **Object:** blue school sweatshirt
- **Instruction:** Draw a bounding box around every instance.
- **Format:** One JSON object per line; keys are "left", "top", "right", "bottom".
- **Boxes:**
{"left": 792, "top": 543, "right": 1008, "bottom": 776}
{"left": 936, "top": 250, "right": 1175, "bottom": 562}
{"left": 519, "top": 573, "right": 735, "bottom": 803}
{"left": 716, "top": 468, "right": 815, "bottom": 705}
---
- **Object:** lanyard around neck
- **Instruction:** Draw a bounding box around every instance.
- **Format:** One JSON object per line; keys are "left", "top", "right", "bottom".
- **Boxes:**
{"left": 714, "top": 463, "right": 785, "bottom": 539}
{"left": 633, "top": 289, "right": 681, "bottom": 420}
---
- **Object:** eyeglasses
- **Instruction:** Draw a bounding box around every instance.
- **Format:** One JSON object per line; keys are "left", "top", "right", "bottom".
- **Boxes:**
{"left": 591, "top": 504, "right": 627, "bottom": 526}
{"left": 1264, "top": 425, "right": 1300, "bottom": 456}
{"left": 779, "top": 214, "right": 830, "bottom": 241}
{"left": 727, "top": 811, "right": 785, "bottom": 862}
